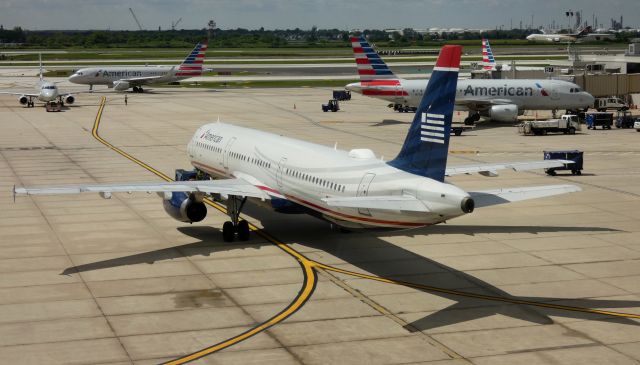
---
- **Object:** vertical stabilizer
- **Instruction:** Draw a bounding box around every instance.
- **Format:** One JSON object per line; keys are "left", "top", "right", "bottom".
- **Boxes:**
{"left": 176, "top": 40, "right": 208, "bottom": 77}
{"left": 38, "top": 53, "right": 43, "bottom": 81}
{"left": 387, "top": 45, "right": 462, "bottom": 182}
{"left": 350, "top": 36, "right": 397, "bottom": 81}
{"left": 482, "top": 38, "right": 496, "bottom": 70}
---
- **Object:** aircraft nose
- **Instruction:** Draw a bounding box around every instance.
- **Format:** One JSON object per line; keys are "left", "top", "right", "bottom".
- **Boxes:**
{"left": 583, "top": 92, "right": 595, "bottom": 105}
{"left": 345, "top": 82, "right": 362, "bottom": 94}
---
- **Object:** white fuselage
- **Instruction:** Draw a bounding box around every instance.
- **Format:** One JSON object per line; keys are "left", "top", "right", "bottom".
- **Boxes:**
{"left": 347, "top": 78, "right": 594, "bottom": 112}
{"left": 36, "top": 81, "right": 59, "bottom": 102}
{"left": 187, "top": 123, "right": 470, "bottom": 229}
{"left": 68, "top": 66, "right": 184, "bottom": 86}
{"left": 525, "top": 34, "right": 577, "bottom": 43}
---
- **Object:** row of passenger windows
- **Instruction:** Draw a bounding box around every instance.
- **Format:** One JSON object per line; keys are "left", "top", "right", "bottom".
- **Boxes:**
{"left": 284, "top": 167, "right": 345, "bottom": 193}
{"left": 195, "top": 140, "right": 344, "bottom": 192}
{"left": 230, "top": 151, "right": 271, "bottom": 169}
{"left": 194, "top": 141, "right": 271, "bottom": 169}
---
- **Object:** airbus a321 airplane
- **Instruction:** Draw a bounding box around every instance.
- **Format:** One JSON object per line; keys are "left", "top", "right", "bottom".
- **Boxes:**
{"left": 0, "top": 54, "right": 79, "bottom": 108}
{"left": 345, "top": 36, "right": 593, "bottom": 124}
{"left": 68, "top": 41, "right": 208, "bottom": 93}
{"left": 14, "top": 45, "right": 580, "bottom": 242}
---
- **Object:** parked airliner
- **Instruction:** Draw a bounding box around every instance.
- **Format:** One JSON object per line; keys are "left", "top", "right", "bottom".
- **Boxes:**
{"left": 68, "top": 41, "right": 208, "bottom": 93}
{"left": 345, "top": 36, "right": 593, "bottom": 124}
{"left": 0, "top": 54, "right": 79, "bottom": 108}
{"left": 14, "top": 45, "right": 580, "bottom": 242}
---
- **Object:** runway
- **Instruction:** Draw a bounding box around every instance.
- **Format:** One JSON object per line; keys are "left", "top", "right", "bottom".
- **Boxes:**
{"left": 1, "top": 88, "right": 639, "bottom": 364}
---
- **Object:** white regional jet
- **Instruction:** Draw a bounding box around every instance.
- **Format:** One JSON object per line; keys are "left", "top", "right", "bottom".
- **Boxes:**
{"left": 0, "top": 54, "right": 78, "bottom": 108}
{"left": 14, "top": 45, "right": 580, "bottom": 242}
{"left": 68, "top": 41, "right": 207, "bottom": 93}
{"left": 346, "top": 36, "right": 593, "bottom": 125}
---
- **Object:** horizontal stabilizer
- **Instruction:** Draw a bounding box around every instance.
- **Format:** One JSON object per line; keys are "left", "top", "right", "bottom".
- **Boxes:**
{"left": 470, "top": 185, "right": 581, "bottom": 208}
{"left": 446, "top": 159, "right": 573, "bottom": 177}
{"left": 322, "top": 195, "right": 429, "bottom": 212}
{"left": 14, "top": 179, "right": 270, "bottom": 200}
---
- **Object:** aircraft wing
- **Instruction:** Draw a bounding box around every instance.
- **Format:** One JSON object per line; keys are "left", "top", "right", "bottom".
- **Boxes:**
{"left": 14, "top": 178, "right": 270, "bottom": 200}
{"left": 445, "top": 159, "right": 573, "bottom": 177}
{"left": 455, "top": 98, "right": 514, "bottom": 110}
{"left": 322, "top": 195, "right": 429, "bottom": 212}
{"left": 119, "top": 76, "right": 165, "bottom": 85}
{"left": 469, "top": 184, "right": 581, "bottom": 208}
{"left": 0, "top": 91, "right": 39, "bottom": 97}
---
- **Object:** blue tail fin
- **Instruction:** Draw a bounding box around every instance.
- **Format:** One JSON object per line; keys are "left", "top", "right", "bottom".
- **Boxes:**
{"left": 387, "top": 45, "right": 462, "bottom": 182}
{"left": 350, "top": 36, "right": 397, "bottom": 81}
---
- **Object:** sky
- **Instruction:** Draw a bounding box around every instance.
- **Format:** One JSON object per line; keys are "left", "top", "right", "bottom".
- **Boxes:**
{"left": 0, "top": 0, "right": 637, "bottom": 31}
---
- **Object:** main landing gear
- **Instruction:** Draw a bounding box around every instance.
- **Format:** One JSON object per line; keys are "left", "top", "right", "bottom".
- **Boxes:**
{"left": 464, "top": 112, "right": 480, "bottom": 125}
{"left": 132, "top": 86, "right": 144, "bottom": 93}
{"left": 222, "top": 195, "right": 250, "bottom": 242}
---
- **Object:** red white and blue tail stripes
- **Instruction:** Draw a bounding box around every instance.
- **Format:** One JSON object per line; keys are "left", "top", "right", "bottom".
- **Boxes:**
{"left": 481, "top": 38, "right": 496, "bottom": 70}
{"left": 176, "top": 41, "right": 208, "bottom": 77}
{"left": 351, "top": 36, "right": 396, "bottom": 81}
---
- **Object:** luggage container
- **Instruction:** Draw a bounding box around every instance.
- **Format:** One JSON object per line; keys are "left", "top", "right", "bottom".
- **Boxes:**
{"left": 544, "top": 150, "right": 583, "bottom": 176}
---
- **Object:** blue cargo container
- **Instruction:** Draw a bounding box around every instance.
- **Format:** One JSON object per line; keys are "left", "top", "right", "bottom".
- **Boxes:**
{"left": 544, "top": 150, "right": 583, "bottom": 176}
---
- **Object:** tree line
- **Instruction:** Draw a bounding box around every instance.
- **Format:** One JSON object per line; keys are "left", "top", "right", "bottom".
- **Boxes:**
{"left": 0, "top": 26, "right": 633, "bottom": 48}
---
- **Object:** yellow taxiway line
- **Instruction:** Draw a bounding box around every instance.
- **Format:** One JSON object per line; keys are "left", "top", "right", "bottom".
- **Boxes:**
{"left": 89, "top": 96, "right": 640, "bottom": 364}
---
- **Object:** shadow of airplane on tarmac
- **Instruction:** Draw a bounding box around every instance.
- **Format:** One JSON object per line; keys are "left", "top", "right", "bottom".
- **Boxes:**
{"left": 61, "top": 209, "right": 639, "bottom": 332}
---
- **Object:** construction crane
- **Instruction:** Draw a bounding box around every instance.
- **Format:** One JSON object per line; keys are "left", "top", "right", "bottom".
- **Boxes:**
{"left": 129, "top": 8, "right": 143, "bottom": 31}
{"left": 171, "top": 17, "right": 182, "bottom": 31}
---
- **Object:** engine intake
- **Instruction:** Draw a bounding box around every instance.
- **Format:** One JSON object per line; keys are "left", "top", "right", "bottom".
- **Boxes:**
{"left": 162, "top": 192, "right": 207, "bottom": 223}
{"left": 19, "top": 95, "right": 28, "bottom": 105}
{"left": 65, "top": 95, "right": 75, "bottom": 104}
{"left": 461, "top": 197, "right": 475, "bottom": 213}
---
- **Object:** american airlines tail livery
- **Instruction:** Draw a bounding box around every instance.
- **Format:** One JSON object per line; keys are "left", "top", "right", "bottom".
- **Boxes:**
{"left": 15, "top": 45, "right": 580, "bottom": 242}
{"left": 345, "top": 36, "right": 593, "bottom": 124}
{"left": 68, "top": 41, "right": 208, "bottom": 93}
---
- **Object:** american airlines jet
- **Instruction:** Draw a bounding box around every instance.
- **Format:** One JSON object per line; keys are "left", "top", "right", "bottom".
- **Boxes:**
{"left": 345, "top": 36, "right": 593, "bottom": 124}
{"left": 14, "top": 45, "right": 579, "bottom": 242}
{"left": 68, "top": 41, "right": 207, "bottom": 93}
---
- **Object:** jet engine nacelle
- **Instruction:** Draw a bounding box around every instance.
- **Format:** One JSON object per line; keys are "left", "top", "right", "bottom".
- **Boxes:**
{"left": 113, "top": 81, "right": 130, "bottom": 91}
{"left": 65, "top": 95, "right": 75, "bottom": 105}
{"left": 487, "top": 104, "right": 519, "bottom": 122}
{"left": 18, "top": 95, "right": 28, "bottom": 105}
{"left": 162, "top": 192, "right": 207, "bottom": 223}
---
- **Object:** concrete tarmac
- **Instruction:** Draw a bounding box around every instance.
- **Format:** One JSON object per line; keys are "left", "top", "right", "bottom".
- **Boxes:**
{"left": 0, "top": 87, "right": 639, "bottom": 364}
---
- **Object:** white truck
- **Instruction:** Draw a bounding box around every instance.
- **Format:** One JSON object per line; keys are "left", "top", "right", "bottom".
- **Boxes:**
{"left": 519, "top": 115, "right": 581, "bottom": 135}
{"left": 594, "top": 97, "right": 629, "bottom": 112}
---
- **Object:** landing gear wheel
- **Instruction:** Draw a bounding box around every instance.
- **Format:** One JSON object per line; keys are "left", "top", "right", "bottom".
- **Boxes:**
{"left": 139, "top": 86, "right": 144, "bottom": 93}
{"left": 237, "top": 220, "right": 250, "bottom": 241}
{"left": 222, "top": 221, "right": 235, "bottom": 242}
{"left": 222, "top": 195, "right": 248, "bottom": 242}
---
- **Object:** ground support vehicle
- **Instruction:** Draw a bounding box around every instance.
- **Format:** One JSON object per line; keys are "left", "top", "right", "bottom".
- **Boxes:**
{"left": 519, "top": 115, "right": 581, "bottom": 135}
{"left": 585, "top": 112, "right": 613, "bottom": 130}
{"left": 322, "top": 99, "right": 340, "bottom": 112}
{"left": 332, "top": 90, "right": 351, "bottom": 101}
{"left": 544, "top": 150, "right": 583, "bottom": 176}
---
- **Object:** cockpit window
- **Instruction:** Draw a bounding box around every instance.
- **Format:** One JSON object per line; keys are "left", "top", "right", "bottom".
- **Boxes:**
{"left": 41, "top": 85, "right": 56, "bottom": 90}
